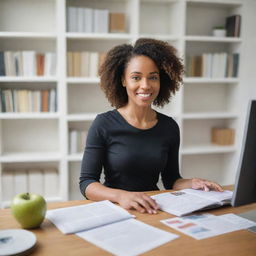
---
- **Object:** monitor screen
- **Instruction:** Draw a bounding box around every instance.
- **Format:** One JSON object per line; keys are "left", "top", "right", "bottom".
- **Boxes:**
{"left": 232, "top": 99, "right": 256, "bottom": 207}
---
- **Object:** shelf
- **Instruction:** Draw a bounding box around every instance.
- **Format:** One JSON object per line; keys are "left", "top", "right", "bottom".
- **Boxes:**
{"left": 139, "top": 34, "right": 179, "bottom": 41}
{"left": 67, "top": 153, "right": 83, "bottom": 162}
{"left": 186, "top": 0, "right": 243, "bottom": 7}
{"left": 181, "top": 145, "right": 237, "bottom": 155}
{"left": 67, "top": 77, "right": 100, "bottom": 84}
{"left": 0, "top": 113, "right": 60, "bottom": 119}
{"left": 185, "top": 35, "right": 242, "bottom": 43}
{"left": 67, "top": 113, "right": 97, "bottom": 121}
{"left": 0, "top": 152, "right": 61, "bottom": 163}
{"left": 66, "top": 33, "right": 132, "bottom": 40}
{"left": 182, "top": 112, "right": 238, "bottom": 119}
{"left": 183, "top": 77, "right": 239, "bottom": 83}
{"left": 0, "top": 31, "right": 56, "bottom": 39}
{"left": 0, "top": 77, "right": 58, "bottom": 83}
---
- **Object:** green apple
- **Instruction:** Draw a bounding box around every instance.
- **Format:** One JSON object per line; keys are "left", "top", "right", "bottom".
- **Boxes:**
{"left": 11, "top": 192, "right": 46, "bottom": 229}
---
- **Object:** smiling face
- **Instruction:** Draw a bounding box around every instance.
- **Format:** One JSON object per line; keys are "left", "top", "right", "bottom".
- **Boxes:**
{"left": 123, "top": 55, "right": 160, "bottom": 109}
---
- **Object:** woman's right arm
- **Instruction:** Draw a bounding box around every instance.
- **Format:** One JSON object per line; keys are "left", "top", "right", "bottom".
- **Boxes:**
{"left": 86, "top": 182, "right": 159, "bottom": 214}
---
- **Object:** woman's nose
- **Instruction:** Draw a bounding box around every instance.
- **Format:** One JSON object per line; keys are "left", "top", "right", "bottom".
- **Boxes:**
{"left": 140, "top": 78, "right": 150, "bottom": 89}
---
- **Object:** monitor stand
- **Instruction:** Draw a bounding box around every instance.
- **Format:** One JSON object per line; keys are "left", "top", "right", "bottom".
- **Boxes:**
{"left": 237, "top": 209, "right": 256, "bottom": 222}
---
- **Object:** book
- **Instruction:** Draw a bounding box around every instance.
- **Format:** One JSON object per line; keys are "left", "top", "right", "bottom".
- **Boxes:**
{"left": 232, "top": 53, "right": 239, "bottom": 77}
{"left": 69, "top": 130, "right": 78, "bottom": 154}
{"left": 109, "top": 13, "right": 125, "bottom": 33}
{"left": 225, "top": 15, "right": 241, "bottom": 37}
{"left": 77, "top": 7, "right": 84, "bottom": 33}
{"left": 44, "top": 52, "right": 56, "bottom": 76}
{"left": 67, "top": 52, "right": 73, "bottom": 77}
{"left": 67, "top": 6, "right": 77, "bottom": 32}
{"left": 17, "top": 90, "right": 29, "bottom": 112}
{"left": 41, "top": 90, "right": 49, "bottom": 112}
{"left": 80, "top": 51, "right": 90, "bottom": 77}
{"left": 83, "top": 8, "right": 94, "bottom": 33}
{"left": 43, "top": 168, "right": 58, "bottom": 197}
{"left": 152, "top": 189, "right": 233, "bottom": 216}
{"left": 2, "top": 169, "right": 14, "bottom": 201}
{"left": 46, "top": 200, "right": 178, "bottom": 256}
{"left": 89, "top": 52, "right": 99, "bottom": 77}
{"left": 94, "top": 9, "right": 109, "bottom": 33}
{"left": 13, "top": 52, "right": 23, "bottom": 76}
{"left": 211, "top": 127, "right": 235, "bottom": 145}
{"left": 73, "top": 52, "right": 81, "bottom": 77}
{"left": 14, "top": 169, "right": 28, "bottom": 195}
{"left": 0, "top": 51, "right": 5, "bottom": 76}
{"left": 22, "top": 51, "right": 36, "bottom": 77}
{"left": 36, "top": 54, "right": 44, "bottom": 76}
{"left": 27, "top": 169, "right": 44, "bottom": 195}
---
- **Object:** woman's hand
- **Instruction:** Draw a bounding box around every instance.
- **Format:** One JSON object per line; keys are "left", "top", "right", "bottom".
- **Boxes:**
{"left": 191, "top": 178, "right": 223, "bottom": 192}
{"left": 116, "top": 191, "right": 159, "bottom": 214}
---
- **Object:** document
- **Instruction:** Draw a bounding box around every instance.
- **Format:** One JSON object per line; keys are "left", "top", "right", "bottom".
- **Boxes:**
{"left": 46, "top": 200, "right": 133, "bottom": 234}
{"left": 77, "top": 218, "right": 178, "bottom": 256}
{"left": 161, "top": 213, "right": 255, "bottom": 240}
{"left": 46, "top": 200, "right": 178, "bottom": 256}
{"left": 152, "top": 189, "right": 233, "bottom": 216}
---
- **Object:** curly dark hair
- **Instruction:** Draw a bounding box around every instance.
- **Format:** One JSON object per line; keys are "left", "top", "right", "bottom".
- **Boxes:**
{"left": 99, "top": 38, "right": 184, "bottom": 108}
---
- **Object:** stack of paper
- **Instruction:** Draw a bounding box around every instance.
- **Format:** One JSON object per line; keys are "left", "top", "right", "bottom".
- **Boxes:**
{"left": 46, "top": 200, "right": 178, "bottom": 256}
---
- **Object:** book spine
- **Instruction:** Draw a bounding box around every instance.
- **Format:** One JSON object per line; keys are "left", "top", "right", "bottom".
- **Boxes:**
{"left": 2, "top": 170, "right": 14, "bottom": 201}
{"left": 41, "top": 89, "right": 49, "bottom": 112}
{"left": 0, "top": 52, "right": 6, "bottom": 76}
{"left": 109, "top": 13, "right": 125, "bottom": 33}
{"left": 44, "top": 168, "right": 59, "bottom": 197}
{"left": 28, "top": 169, "right": 44, "bottom": 195}
{"left": 84, "top": 8, "right": 94, "bottom": 33}
{"left": 14, "top": 169, "right": 28, "bottom": 195}
{"left": 67, "top": 6, "right": 77, "bottom": 32}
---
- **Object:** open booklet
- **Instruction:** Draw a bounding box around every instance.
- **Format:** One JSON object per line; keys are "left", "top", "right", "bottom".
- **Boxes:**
{"left": 151, "top": 189, "right": 233, "bottom": 216}
{"left": 46, "top": 200, "right": 178, "bottom": 256}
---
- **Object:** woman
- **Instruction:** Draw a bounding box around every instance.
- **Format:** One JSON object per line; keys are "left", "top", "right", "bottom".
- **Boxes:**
{"left": 80, "top": 38, "right": 223, "bottom": 214}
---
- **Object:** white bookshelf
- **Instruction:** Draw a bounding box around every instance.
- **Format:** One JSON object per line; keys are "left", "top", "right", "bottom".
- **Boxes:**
{"left": 0, "top": 0, "right": 255, "bottom": 208}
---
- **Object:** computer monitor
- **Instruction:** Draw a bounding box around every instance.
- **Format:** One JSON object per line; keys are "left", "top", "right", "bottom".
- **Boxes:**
{"left": 232, "top": 100, "right": 256, "bottom": 211}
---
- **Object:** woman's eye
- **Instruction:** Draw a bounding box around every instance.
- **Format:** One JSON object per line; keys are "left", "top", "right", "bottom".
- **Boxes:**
{"left": 149, "top": 76, "right": 159, "bottom": 80}
{"left": 132, "top": 76, "right": 140, "bottom": 81}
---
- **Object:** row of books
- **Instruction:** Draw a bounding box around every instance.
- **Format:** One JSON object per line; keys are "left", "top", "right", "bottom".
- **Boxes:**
{"left": 2, "top": 168, "right": 59, "bottom": 200}
{"left": 67, "top": 51, "right": 106, "bottom": 77}
{"left": 69, "top": 130, "right": 88, "bottom": 154}
{"left": 67, "top": 6, "right": 125, "bottom": 33}
{"left": 0, "top": 51, "right": 56, "bottom": 77}
{"left": 0, "top": 88, "right": 57, "bottom": 113}
{"left": 186, "top": 53, "right": 239, "bottom": 78}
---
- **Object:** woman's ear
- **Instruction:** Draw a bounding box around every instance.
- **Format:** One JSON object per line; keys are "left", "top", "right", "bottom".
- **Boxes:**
{"left": 122, "top": 78, "right": 126, "bottom": 87}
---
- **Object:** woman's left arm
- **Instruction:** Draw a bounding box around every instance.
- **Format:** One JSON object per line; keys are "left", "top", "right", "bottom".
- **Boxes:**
{"left": 173, "top": 178, "right": 223, "bottom": 192}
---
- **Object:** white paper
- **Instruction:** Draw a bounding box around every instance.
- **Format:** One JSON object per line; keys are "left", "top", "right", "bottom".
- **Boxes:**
{"left": 76, "top": 218, "right": 178, "bottom": 256}
{"left": 161, "top": 213, "right": 256, "bottom": 240}
{"left": 219, "top": 213, "right": 256, "bottom": 229}
{"left": 182, "top": 189, "right": 233, "bottom": 202}
{"left": 46, "top": 200, "right": 133, "bottom": 234}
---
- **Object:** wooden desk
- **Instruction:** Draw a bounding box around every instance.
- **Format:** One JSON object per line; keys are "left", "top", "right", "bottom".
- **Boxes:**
{"left": 0, "top": 191, "right": 256, "bottom": 256}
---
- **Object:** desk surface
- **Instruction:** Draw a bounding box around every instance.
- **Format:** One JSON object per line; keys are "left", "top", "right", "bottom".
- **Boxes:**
{"left": 0, "top": 190, "right": 256, "bottom": 256}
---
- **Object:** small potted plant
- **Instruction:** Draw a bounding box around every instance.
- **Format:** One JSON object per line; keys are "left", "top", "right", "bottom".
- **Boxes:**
{"left": 212, "top": 26, "right": 226, "bottom": 37}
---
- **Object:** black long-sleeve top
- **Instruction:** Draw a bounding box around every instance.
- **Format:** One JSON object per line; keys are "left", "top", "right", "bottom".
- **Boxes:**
{"left": 79, "top": 109, "right": 181, "bottom": 196}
